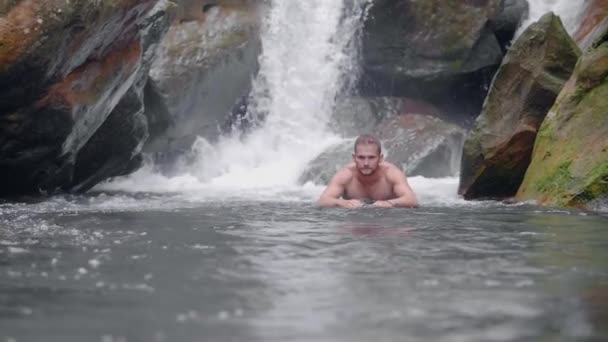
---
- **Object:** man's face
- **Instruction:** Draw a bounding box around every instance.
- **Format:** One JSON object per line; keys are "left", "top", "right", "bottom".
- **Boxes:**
{"left": 353, "top": 144, "right": 382, "bottom": 176}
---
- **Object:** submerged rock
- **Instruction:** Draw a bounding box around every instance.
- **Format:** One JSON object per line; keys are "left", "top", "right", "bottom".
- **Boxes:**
{"left": 516, "top": 29, "right": 608, "bottom": 209}
{"left": 0, "top": 0, "right": 166, "bottom": 197}
{"left": 458, "top": 13, "right": 580, "bottom": 200}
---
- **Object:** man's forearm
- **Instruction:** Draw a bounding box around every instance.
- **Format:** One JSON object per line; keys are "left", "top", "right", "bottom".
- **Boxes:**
{"left": 318, "top": 197, "right": 344, "bottom": 207}
{"left": 388, "top": 196, "right": 418, "bottom": 208}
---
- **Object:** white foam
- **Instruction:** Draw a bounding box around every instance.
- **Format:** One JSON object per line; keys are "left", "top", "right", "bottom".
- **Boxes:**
{"left": 517, "top": 0, "right": 584, "bottom": 37}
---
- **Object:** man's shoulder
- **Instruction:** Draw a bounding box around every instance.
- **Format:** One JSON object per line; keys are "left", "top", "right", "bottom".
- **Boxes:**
{"left": 381, "top": 162, "right": 407, "bottom": 178}
{"left": 328, "top": 165, "right": 354, "bottom": 184}
{"left": 334, "top": 165, "right": 355, "bottom": 180}
{"left": 380, "top": 161, "right": 402, "bottom": 172}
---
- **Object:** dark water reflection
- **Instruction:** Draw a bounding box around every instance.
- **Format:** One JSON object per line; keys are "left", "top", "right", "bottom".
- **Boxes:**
{"left": 1, "top": 199, "right": 607, "bottom": 342}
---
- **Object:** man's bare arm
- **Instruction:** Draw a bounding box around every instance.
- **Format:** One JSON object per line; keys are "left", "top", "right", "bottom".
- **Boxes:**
{"left": 386, "top": 167, "right": 418, "bottom": 208}
{"left": 318, "top": 170, "right": 361, "bottom": 208}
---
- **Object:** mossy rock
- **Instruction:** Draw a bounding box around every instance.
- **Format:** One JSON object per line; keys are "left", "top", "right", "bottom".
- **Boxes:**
{"left": 516, "top": 34, "right": 608, "bottom": 208}
{"left": 458, "top": 13, "right": 581, "bottom": 200}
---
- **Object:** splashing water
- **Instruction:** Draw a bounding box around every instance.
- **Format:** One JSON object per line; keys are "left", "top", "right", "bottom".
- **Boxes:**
{"left": 100, "top": 0, "right": 368, "bottom": 198}
{"left": 518, "top": 0, "right": 585, "bottom": 36}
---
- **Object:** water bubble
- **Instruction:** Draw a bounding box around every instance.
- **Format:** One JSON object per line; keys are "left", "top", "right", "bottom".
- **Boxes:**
{"left": 89, "top": 259, "right": 101, "bottom": 269}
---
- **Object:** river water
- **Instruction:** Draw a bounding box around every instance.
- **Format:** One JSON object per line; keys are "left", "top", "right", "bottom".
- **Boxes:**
{"left": 1, "top": 187, "right": 607, "bottom": 342}
{"left": 2, "top": 0, "right": 607, "bottom": 341}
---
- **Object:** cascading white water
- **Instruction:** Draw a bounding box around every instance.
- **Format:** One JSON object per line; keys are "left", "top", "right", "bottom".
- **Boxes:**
{"left": 99, "top": 0, "right": 368, "bottom": 198}
{"left": 179, "top": 0, "right": 364, "bottom": 189}
{"left": 518, "top": 0, "right": 585, "bottom": 36}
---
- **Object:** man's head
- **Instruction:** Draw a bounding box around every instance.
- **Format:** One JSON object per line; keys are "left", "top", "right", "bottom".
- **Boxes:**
{"left": 352, "top": 134, "right": 383, "bottom": 176}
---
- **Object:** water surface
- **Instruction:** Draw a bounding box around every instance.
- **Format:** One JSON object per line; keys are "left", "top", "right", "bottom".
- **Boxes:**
{"left": 1, "top": 195, "right": 607, "bottom": 342}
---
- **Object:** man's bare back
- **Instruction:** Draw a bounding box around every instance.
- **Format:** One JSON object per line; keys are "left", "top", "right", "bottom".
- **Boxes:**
{"left": 318, "top": 135, "right": 418, "bottom": 209}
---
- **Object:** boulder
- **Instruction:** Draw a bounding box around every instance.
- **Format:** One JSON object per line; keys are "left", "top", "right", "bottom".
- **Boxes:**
{"left": 516, "top": 30, "right": 608, "bottom": 210}
{"left": 377, "top": 113, "right": 465, "bottom": 178}
{"left": 68, "top": 2, "right": 171, "bottom": 192}
{"left": 145, "top": 1, "right": 261, "bottom": 155}
{"left": 0, "top": 0, "right": 163, "bottom": 197}
{"left": 458, "top": 13, "right": 580, "bottom": 200}
{"left": 69, "top": 89, "right": 147, "bottom": 192}
{"left": 573, "top": 0, "right": 608, "bottom": 50}
{"left": 360, "top": 0, "right": 505, "bottom": 124}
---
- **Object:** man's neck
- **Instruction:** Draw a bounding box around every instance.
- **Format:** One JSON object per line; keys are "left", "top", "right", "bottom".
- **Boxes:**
{"left": 356, "top": 171, "right": 381, "bottom": 186}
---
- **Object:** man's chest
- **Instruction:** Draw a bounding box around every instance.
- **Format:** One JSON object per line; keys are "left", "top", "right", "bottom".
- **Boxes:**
{"left": 344, "top": 179, "right": 394, "bottom": 200}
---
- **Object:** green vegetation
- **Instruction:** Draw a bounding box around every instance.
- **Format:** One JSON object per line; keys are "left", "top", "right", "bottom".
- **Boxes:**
{"left": 571, "top": 162, "right": 608, "bottom": 204}
{"left": 535, "top": 161, "right": 573, "bottom": 195}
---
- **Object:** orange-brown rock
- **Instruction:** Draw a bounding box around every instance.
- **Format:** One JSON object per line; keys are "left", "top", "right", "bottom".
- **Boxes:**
{"left": 0, "top": 0, "right": 168, "bottom": 196}
{"left": 573, "top": 0, "right": 608, "bottom": 49}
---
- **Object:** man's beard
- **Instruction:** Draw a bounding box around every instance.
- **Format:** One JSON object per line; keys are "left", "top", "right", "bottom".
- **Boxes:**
{"left": 358, "top": 166, "right": 376, "bottom": 176}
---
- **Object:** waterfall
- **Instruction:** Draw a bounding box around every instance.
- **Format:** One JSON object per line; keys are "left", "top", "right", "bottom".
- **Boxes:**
{"left": 180, "top": 0, "right": 366, "bottom": 189}
{"left": 99, "top": 0, "right": 369, "bottom": 197}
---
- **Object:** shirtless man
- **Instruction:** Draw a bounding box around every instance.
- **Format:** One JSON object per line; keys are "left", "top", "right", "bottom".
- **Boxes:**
{"left": 318, "top": 134, "right": 418, "bottom": 208}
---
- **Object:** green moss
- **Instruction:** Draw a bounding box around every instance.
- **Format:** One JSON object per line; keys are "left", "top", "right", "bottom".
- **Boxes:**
{"left": 535, "top": 160, "right": 574, "bottom": 194}
{"left": 571, "top": 162, "right": 608, "bottom": 204}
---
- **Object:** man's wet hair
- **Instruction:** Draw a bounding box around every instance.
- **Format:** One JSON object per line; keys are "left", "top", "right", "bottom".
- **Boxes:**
{"left": 354, "top": 134, "right": 381, "bottom": 154}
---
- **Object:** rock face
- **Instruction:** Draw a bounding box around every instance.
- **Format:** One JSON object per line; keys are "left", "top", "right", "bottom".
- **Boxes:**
{"left": 0, "top": 0, "right": 168, "bottom": 196}
{"left": 458, "top": 13, "right": 581, "bottom": 200}
{"left": 516, "top": 30, "right": 608, "bottom": 209}
{"left": 377, "top": 113, "right": 465, "bottom": 178}
{"left": 491, "top": 0, "right": 530, "bottom": 52}
{"left": 573, "top": 0, "right": 608, "bottom": 50}
{"left": 144, "top": 1, "right": 261, "bottom": 156}
{"left": 360, "top": 0, "right": 527, "bottom": 124}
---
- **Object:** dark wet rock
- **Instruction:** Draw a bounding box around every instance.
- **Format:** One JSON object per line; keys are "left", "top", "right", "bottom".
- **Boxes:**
{"left": 69, "top": 89, "right": 147, "bottom": 193}
{"left": 221, "top": 95, "right": 254, "bottom": 135}
{"left": 0, "top": 0, "right": 164, "bottom": 197}
{"left": 142, "top": 79, "right": 172, "bottom": 151}
{"left": 360, "top": 0, "right": 504, "bottom": 124}
{"left": 516, "top": 29, "right": 608, "bottom": 209}
{"left": 490, "top": 0, "right": 529, "bottom": 52}
{"left": 459, "top": 13, "right": 581, "bottom": 200}
{"left": 146, "top": 2, "right": 261, "bottom": 155}
{"left": 67, "top": 2, "right": 172, "bottom": 192}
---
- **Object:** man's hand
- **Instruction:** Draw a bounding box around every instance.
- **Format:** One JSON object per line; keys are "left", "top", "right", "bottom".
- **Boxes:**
{"left": 339, "top": 199, "right": 364, "bottom": 208}
{"left": 372, "top": 200, "right": 394, "bottom": 208}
